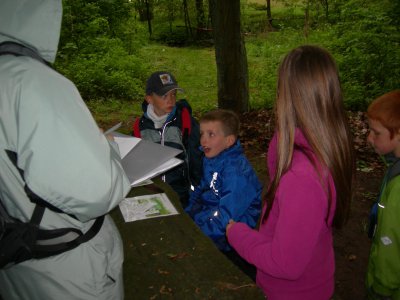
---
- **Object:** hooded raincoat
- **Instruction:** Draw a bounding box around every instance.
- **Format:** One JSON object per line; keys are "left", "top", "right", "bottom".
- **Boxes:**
{"left": 0, "top": 1, "right": 131, "bottom": 299}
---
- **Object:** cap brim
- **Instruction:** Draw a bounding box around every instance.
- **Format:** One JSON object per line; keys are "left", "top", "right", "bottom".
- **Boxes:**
{"left": 155, "top": 86, "right": 184, "bottom": 96}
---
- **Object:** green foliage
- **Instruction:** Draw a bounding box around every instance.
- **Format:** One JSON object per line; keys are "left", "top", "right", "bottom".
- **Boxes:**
{"left": 57, "top": 0, "right": 148, "bottom": 101}
{"left": 61, "top": 38, "right": 145, "bottom": 101}
{"left": 152, "top": 25, "right": 192, "bottom": 47}
{"left": 86, "top": 98, "right": 140, "bottom": 127}
{"left": 243, "top": 0, "right": 400, "bottom": 111}
{"left": 327, "top": 0, "right": 400, "bottom": 110}
{"left": 242, "top": 2, "right": 270, "bottom": 33}
{"left": 55, "top": 0, "right": 399, "bottom": 120}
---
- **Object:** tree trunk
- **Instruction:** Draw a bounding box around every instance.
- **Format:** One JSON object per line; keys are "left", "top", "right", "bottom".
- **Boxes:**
{"left": 145, "top": 0, "right": 152, "bottom": 36}
{"left": 195, "top": 0, "right": 207, "bottom": 39}
{"left": 182, "top": 0, "right": 193, "bottom": 38}
{"left": 266, "top": 0, "right": 273, "bottom": 30}
{"left": 209, "top": 0, "right": 249, "bottom": 113}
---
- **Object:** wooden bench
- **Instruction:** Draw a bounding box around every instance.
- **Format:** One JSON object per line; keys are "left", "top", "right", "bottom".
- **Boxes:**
{"left": 111, "top": 179, "right": 264, "bottom": 299}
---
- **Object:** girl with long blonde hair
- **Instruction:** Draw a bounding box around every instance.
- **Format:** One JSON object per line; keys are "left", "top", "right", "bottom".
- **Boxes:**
{"left": 226, "top": 45, "right": 355, "bottom": 300}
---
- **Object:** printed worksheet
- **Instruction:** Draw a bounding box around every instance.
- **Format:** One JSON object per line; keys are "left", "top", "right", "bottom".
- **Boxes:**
{"left": 119, "top": 193, "right": 179, "bottom": 222}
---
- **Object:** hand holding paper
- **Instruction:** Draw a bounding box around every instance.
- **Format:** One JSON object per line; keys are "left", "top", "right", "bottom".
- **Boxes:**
{"left": 110, "top": 130, "right": 183, "bottom": 187}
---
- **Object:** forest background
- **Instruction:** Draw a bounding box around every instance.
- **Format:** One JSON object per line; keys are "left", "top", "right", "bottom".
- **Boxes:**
{"left": 55, "top": 0, "right": 399, "bottom": 299}
{"left": 57, "top": 0, "right": 399, "bottom": 121}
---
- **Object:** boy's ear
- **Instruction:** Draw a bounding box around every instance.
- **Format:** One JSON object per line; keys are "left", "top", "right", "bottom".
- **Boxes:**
{"left": 226, "top": 134, "right": 236, "bottom": 148}
{"left": 145, "top": 95, "right": 153, "bottom": 105}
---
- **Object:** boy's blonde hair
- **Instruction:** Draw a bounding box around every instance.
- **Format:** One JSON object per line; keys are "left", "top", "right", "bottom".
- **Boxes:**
{"left": 367, "top": 90, "right": 400, "bottom": 138}
{"left": 200, "top": 109, "right": 240, "bottom": 138}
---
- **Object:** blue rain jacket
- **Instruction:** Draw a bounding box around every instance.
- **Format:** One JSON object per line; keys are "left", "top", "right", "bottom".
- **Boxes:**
{"left": 185, "top": 141, "right": 262, "bottom": 251}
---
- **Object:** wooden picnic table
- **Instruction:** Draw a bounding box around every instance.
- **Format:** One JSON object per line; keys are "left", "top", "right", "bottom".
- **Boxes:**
{"left": 111, "top": 178, "right": 265, "bottom": 299}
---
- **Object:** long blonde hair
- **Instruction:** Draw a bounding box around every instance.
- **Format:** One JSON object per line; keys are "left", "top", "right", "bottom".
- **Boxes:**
{"left": 264, "top": 45, "right": 355, "bottom": 229}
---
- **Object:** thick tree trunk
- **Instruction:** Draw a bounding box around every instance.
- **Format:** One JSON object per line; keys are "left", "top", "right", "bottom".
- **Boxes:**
{"left": 209, "top": 0, "right": 249, "bottom": 113}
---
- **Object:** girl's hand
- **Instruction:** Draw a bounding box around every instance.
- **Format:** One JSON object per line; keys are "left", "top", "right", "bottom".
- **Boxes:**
{"left": 226, "top": 219, "right": 236, "bottom": 233}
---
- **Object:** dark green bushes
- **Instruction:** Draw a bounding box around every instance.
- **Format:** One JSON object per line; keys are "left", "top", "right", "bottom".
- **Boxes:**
{"left": 328, "top": 0, "right": 400, "bottom": 110}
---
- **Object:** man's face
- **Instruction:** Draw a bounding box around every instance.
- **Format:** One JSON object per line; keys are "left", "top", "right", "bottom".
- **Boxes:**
{"left": 367, "top": 118, "right": 400, "bottom": 157}
{"left": 146, "top": 89, "right": 177, "bottom": 116}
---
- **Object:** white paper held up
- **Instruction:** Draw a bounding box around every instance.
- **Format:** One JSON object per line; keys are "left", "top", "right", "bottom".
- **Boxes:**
{"left": 110, "top": 131, "right": 184, "bottom": 186}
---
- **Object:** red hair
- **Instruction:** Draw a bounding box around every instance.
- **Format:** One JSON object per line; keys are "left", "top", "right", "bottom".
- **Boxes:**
{"left": 367, "top": 90, "right": 400, "bottom": 139}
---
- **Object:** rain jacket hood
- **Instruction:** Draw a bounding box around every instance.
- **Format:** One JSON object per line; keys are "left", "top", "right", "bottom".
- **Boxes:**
{"left": 0, "top": 1, "right": 130, "bottom": 299}
{"left": 0, "top": 0, "right": 62, "bottom": 63}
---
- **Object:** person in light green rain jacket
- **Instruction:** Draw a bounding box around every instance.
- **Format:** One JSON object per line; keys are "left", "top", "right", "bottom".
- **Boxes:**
{"left": 0, "top": 0, "right": 131, "bottom": 299}
{"left": 366, "top": 90, "right": 400, "bottom": 300}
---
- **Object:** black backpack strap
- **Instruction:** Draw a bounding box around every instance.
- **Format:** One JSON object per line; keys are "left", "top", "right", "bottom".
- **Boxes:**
{"left": 1, "top": 149, "right": 105, "bottom": 262}
{"left": 0, "top": 41, "right": 49, "bottom": 66}
{"left": 32, "top": 215, "right": 104, "bottom": 259}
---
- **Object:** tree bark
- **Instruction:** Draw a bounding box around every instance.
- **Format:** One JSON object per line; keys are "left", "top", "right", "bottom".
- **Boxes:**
{"left": 182, "top": 0, "right": 193, "bottom": 38}
{"left": 266, "top": 0, "right": 273, "bottom": 30}
{"left": 195, "top": 0, "right": 207, "bottom": 39}
{"left": 209, "top": 0, "right": 249, "bottom": 113}
{"left": 145, "top": 0, "right": 152, "bottom": 36}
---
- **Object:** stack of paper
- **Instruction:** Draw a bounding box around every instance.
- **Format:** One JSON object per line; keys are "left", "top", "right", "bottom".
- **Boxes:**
{"left": 110, "top": 130, "right": 183, "bottom": 187}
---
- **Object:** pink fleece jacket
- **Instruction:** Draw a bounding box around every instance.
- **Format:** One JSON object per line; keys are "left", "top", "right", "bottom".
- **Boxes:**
{"left": 227, "top": 130, "right": 336, "bottom": 300}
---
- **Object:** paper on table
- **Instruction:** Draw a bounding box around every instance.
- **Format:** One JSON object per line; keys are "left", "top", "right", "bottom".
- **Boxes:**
{"left": 111, "top": 131, "right": 184, "bottom": 187}
{"left": 119, "top": 193, "right": 179, "bottom": 222}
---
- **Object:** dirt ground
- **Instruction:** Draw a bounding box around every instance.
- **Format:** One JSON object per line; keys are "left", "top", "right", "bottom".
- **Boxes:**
{"left": 238, "top": 109, "right": 382, "bottom": 300}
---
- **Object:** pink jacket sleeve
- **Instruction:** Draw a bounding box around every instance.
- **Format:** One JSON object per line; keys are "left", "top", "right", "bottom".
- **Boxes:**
{"left": 227, "top": 169, "right": 330, "bottom": 280}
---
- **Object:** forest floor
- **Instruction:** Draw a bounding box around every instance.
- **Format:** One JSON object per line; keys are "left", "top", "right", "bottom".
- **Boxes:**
{"left": 238, "top": 109, "right": 382, "bottom": 300}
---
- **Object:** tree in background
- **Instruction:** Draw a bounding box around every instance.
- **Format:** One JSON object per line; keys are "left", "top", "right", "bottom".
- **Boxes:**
{"left": 266, "top": 0, "right": 273, "bottom": 30}
{"left": 195, "top": 0, "right": 209, "bottom": 39}
{"left": 134, "top": 0, "right": 153, "bottom": 36}
{"left": 209, "top": 0, "right": 249, "bottom": 113}
{"left": 58, "top": 0, "right": 146, "bottom": 101}
{"left": 54, "top": 0, "right": 399, "bottom": 110}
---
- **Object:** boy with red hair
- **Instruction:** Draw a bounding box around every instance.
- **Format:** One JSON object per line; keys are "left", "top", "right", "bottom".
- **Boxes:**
{"left": 366, "top": 90, "right": 400, "bottom": 299}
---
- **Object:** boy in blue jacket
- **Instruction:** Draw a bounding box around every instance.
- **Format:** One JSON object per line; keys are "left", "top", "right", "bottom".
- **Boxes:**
{"left": 185, "top": 109, "right": 262, "bottom": 280}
